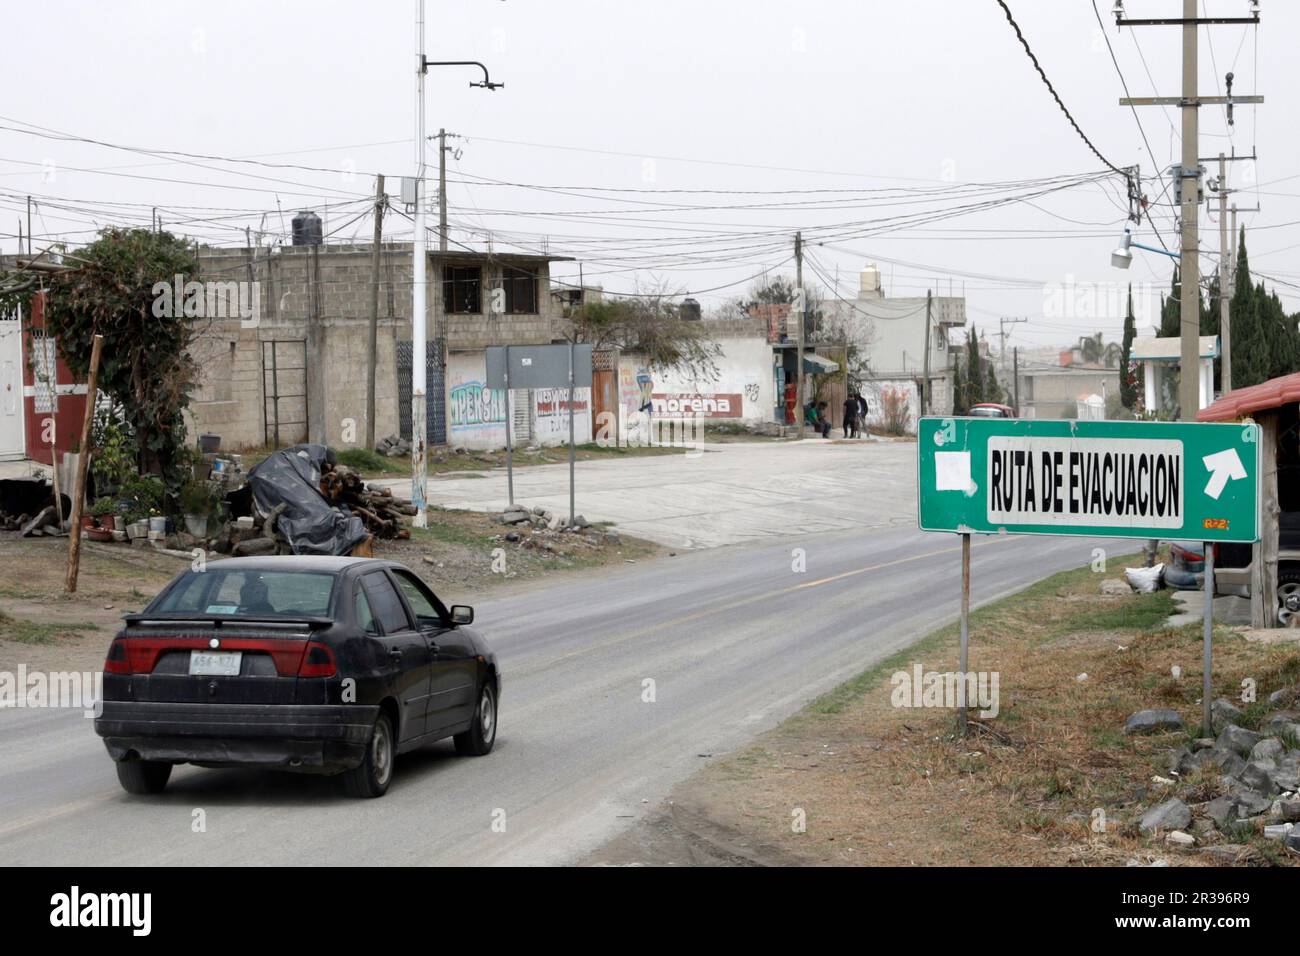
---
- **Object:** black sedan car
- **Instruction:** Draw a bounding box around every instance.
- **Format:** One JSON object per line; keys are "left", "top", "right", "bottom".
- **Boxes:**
{"left": 94, "top": 556, "right": 500, "bottom": 798}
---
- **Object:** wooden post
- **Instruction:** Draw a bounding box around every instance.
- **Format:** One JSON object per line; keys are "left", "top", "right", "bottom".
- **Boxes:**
{"left": 64, "top": 334, "right": 104, "bottom": 593}
{"left": 1251, "top": 412, "right": 1280, "bottom": 627}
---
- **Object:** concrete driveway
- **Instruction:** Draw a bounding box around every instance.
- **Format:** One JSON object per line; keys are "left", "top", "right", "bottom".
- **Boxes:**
{"left": 376, "top": 438, "right": 919, "bottom": 549}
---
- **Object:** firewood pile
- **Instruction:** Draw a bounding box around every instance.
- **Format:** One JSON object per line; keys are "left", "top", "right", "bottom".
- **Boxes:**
{"left": 319, "top": 465, "right": 415, "bottom": 540}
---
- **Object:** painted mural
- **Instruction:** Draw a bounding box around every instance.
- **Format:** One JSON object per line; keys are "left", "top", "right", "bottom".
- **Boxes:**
{"left": 449, "top": 379, "right": 506, "bottom": 434}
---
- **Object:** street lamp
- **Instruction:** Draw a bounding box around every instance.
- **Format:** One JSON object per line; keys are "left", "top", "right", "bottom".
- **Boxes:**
{"left": 409, "top": 0, "right": 502, "bottom": 527}
{"left": 1110, "top": 228, "right": 1179, "bottom": 270}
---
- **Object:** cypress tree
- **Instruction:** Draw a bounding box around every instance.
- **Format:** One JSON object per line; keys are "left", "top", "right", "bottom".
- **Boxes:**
{"left": 1120, "top": 285, "right": 1138, "bottom": 409}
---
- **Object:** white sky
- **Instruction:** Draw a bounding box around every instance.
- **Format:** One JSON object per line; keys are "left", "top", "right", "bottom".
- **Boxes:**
{"left": 1, "top": 0, "right": 1294, "bottom": 353}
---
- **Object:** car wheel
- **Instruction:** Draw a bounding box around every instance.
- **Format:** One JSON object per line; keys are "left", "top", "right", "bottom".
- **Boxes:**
{"left": 115, "top": 758, "right": 172, "bottom": 795}
{"left": 454, "top": 681, "right": 497, "bottom": 756}
{"left": 344, "top": 713, "right": 395, "bottom": 798}
{"left": 1277, "top": 570, "right": 1300, "bottom": 626}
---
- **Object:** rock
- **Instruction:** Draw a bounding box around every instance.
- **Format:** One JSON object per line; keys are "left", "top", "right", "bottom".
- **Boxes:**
{"left": 1252, "top": 737, "right": 1286, "bottom": 762}
{"left": 502, "top": 511, "right": 531, "bottom": 525}
{"left": 1287, "top": 832, "right": 1300, "bottom": 854}
{"left": 1203, "top": 796, "right": 1238, "bottom": 827}
{"left": 1235, "top": 789, "right": 1273, "bottom": 819}
{"left": 1268, "top": 800, "right": 1300, "bottom": 824}
{"left": 1198, "top": 844, "right": 1253, "bottom": 864}
{"left": 1216, "top": 724, "right": 1262, "bottom": 757}
{"left": 232, "top": 537, "right": 276, "bottom": 556}
{"left": 532, "top": 506, "right": 546, "bottom": 516}
{"left": 1241, "top": 760, "right": 1281, "bottom": 795}
{"left": 1267, "top": 687, "right": 1298, "bottom": 709}
{"left": 1100, "top": 578, "right": 1132, "bottom": 596}
{"left": 422, "top": 555, "right": 436, "bottom": 565}
{"left": 1163, "top": 747, "right": 1193, "bottom": 775}
{"left": 1191, "top": 737, "right": 1216, "bottom": 751}
{"left": 1194, "top": 747, "right": 1247, "bottom": 777}
{"left": 1191, "top": 818, "right": 1218, "bottom": 839}
{"left": 1271, "top": 753, "right": 1300, "bottom": 792}
{"left": 569, "top": 514, "right": 589, "bottom": 529}
{"left": 1211, "top": 698, "right": 1246, "bottom": 732}
{"left": 1260, "top": 710, "right": 1300, "bottom": 735}
{"left": 1165, "top": 830, "right": 1196, "bottom": 846}
{"left": 1140, "top": 798, "right": 1192, "bottom": 835}
{"left": 504, "top": 532, "right": 520, "bottom": 543}
{"left": 603, "top": 530, "right": 621, "bottom": 545}
{"left": 1125, "top": 709, "right": 1185, "bottom": 736}
{"left": 547, "top": 515, "right": 563, "bottom": 531}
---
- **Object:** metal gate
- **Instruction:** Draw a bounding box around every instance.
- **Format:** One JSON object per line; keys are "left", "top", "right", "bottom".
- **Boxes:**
{"left": 261, "top": 339, "right": 308, "bottom": 448}
{"left": 396, "top": 338, "right": 447, "bottom": 446}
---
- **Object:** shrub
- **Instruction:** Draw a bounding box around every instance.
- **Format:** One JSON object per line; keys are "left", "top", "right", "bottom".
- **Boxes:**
{"left": 879, "top": 387, "right": 912, "bottom": 436}
{"left": 337, "top": 448, "right": 389, "bottom": 472}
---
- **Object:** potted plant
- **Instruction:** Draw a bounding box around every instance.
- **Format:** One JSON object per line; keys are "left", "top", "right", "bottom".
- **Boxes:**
{"left": 178, "top": 478, "right": 217, "bottom": 538}
{"left": 89, "top": 496, "right": 117, "bottom": 531}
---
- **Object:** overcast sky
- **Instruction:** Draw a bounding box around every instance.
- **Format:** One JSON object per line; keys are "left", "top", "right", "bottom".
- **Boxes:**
{"left": 1, "top": 0, "right": 1293, "bottom": 353}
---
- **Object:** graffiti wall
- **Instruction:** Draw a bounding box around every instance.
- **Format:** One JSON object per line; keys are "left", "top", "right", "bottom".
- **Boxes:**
{"left": 531, "top": 386, "right": 591, "bottom": 444}
{"left": 447, "top": 352, "right": 506, "bottom": 449}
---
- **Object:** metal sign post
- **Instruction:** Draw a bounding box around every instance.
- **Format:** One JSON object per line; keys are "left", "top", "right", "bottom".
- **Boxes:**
{"left": 568, "top": 341, "right": 576, "bottom": 526}
{"left": 1202, "top": 542, "right": 1215, "bottom": 736}
{"left": 486, "top": 343, "right": 593, "bottom": 524}
{"left": 504, "top": 345, "right": 514, "bottom": 508}
{"left": 918, "top": 416, "right": 1262, "bottom": 736}
{"left": 959, "top": 532, "right": 971, "bottom": 733}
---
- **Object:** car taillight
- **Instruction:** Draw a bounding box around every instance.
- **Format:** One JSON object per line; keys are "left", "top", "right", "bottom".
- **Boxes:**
{"left": 298, "top": 641, "right": 336, "bottom": 678}
{"left": 104, "top": 638, "right": 131, "bottom": 674}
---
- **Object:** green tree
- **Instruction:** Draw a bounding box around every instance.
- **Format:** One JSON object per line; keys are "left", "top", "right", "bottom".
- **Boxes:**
{"left": 43, "top": 228, "right": 199, "bottom": 481}
{"left": 952, "top": 359, "right": 967, "bottom": 415}
{"left": 1120, "top": 285, "right": 1140, "bottom": 409}
{"left": 966, "top": 327, "right": 984, "bottom": 407}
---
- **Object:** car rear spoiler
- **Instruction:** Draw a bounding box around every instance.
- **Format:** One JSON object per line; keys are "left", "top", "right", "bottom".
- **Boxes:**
{"left": 123, "top": 613, "right": 334, "bottom": 629}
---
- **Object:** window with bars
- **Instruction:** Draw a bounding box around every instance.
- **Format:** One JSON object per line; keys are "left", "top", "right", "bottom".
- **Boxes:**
{"left": 503, "top": 266, "right": 538, "bottom": 315}
{"left": 442, "top": 265, "right": 482, "bottom": 314}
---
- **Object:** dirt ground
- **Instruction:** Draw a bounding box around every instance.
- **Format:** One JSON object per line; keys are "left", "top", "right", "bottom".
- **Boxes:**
{"left": 587, "top": 558, "right": 1300, "bottom": 867}
{"left": 0, "top": 508, "right": 660, "bottom": 675}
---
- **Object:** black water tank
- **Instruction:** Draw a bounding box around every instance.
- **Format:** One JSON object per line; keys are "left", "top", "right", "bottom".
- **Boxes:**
{"left": 292, "top": 210, "right": 322, "bottom": 246}
{"left": 680, "top": 297, "right": 702, "bottom": 321}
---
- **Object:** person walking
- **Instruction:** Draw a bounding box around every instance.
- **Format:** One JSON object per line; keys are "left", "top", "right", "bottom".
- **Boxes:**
{"left": 856, "top": 393, "right": 869, "bottom": 439}
{"left": 842, "top": 394, "right": 860, "bottom": 439}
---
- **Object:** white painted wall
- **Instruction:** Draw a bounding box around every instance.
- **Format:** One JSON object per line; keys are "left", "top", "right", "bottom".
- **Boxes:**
{"left": 618, "top": 339, "right": 775, "bottom": 429}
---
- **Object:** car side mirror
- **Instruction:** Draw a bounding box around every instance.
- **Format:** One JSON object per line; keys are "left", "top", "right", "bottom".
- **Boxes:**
{"left": 450, "top": 605, "right": 474, "bottom": 626}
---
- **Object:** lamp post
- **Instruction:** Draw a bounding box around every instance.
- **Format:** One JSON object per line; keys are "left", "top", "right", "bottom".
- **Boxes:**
{"left": 409, "top": 0, "right": 502, "bottom": 527}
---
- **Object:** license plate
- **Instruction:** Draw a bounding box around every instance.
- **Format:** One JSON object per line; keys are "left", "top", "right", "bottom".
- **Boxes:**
{"left": 189, "top": 650, "right": 242, "bottom": 676}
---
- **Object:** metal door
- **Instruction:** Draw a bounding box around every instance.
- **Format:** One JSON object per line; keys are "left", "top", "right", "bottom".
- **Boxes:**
{"left": 0, "top": 308, "right": 24, "bottom": 459}
{"left": 396, "top": 338, "right": 447, "bottom": 446}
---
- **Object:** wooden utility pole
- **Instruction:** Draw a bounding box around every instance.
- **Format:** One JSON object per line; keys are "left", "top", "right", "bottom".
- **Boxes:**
{"left": 64, "top": 334, "right": 104, "bottom": 593}
{"left": 1217, "top": 154, "right": 1231, "bottom": 394}
{"left": 794, "top": 231, "right": 805, "bottom": 439}
{"left": 921, "top": 290, "right": 932, "bottom": 415}
{"left": 1012, "top": 347, "right": 1020, "bottom": 416}
{"left": 366, "top": 174, "right": 385, "bottom": 450}
{"left": 438, "top": 129, "right": 448, "bottom": 253}
{"left": 1116, "top": 1, "right": 1262, "bottom": 418}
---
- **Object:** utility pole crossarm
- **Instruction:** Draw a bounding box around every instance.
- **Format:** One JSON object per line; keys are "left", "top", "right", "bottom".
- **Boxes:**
{"left": 1120, "top": 95, "right": 1263, "bottom": 107}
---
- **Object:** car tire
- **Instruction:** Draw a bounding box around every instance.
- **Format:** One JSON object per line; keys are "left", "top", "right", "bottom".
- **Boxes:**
{"left": 343, "top": 713, "right": 395, "bottom": 798}
{"left": 115, "top": 758, "right": 172, "bottom": 795}
{"left": 1277, "top": 569, "right": 1300, "bottom": 626}
{"left": 454, "top": 681, "right": 497, "bottom": 756}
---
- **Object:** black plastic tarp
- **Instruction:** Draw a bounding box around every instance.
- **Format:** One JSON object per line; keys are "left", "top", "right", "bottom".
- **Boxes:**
{"left": 247, "top": 444, "right": 368, "bottom": 556}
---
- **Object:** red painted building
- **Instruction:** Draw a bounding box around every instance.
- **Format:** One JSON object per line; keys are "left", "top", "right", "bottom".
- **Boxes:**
{"left": 0, "top": 291, "right": 86, "bottom": 464}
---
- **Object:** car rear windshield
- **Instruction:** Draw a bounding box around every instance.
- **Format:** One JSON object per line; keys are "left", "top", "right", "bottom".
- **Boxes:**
{"left": 151, "top": 569, "right": 336, "bottom": 618}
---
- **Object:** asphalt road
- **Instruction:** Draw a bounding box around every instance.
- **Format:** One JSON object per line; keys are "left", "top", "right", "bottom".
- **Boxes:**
{"left": 0, "top": 525, "right": 1135, "bottom": 865}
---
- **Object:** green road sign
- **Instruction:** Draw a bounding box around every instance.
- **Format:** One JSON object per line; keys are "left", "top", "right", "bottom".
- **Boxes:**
{"left": 917, "top": 417, "right": 1261, "bottom": 543}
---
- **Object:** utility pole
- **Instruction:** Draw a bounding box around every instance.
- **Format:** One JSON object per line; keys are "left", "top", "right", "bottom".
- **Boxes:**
{"left": 1115, "top": 0, "right": 1262, "bottom": 419}
{"left": 794, "top": 231, "right": 805, "bottom": 439}
{"left": 366, "top": 174, "right": 385, "bottom": 451}
{"left": 998, "top": 317, "right": 1026, "bottom": 375}
{"left": 411, "top": 0, "right": 429, "bottom": 527}
{"left": 1217, "top": 154, "right": 1231, "bottom": 395}
{"left": 922, "top": 289, "right": 932, "bottom": 415}
{"left": 1012, "top": 347, "right": 1020, "bottom": 416}
{"left": 438, "top": 128, "right": 449, "bottom": 253}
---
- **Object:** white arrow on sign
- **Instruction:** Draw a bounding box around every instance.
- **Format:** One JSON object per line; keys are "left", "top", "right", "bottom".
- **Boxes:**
{"left": 1202, "top": 448, "right": 1247, "bottom": 500}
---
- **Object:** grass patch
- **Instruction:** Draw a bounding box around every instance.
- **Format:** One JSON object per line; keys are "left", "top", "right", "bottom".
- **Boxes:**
{"left": 336, "top": 448, "right": 393, "bottom": 473}
{"left": 0, "top": 612, "right": 99, "bottom": 645}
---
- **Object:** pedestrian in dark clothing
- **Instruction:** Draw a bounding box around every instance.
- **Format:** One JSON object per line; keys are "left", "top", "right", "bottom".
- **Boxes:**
{"left": 842, "top": 395, "right": 860, "bottom": 438}
{"left": 856, "top": 394, "right": 869, "bottom": 438}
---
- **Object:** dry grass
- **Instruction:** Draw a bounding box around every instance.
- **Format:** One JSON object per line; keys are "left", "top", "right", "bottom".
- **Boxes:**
{"left": 676, "top": 557, "right": 1300, "bottom": 866}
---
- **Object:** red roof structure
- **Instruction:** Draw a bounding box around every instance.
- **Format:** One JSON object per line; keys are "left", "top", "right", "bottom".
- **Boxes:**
{"left": 1197, "top": 371, "right": 1300, "bottom": 423}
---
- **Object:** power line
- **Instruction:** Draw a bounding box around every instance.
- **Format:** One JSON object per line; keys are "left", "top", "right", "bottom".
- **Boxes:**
{"left": 994, "top": 1, "right": 1130, "bottom": 180}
